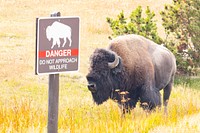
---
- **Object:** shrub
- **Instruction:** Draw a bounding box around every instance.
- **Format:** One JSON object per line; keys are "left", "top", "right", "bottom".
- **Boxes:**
{"left": 106, "top": 6, "right": 163, "bottom": 44}
{"left": 161, "top": 0, "right": 200, "bottom": 75}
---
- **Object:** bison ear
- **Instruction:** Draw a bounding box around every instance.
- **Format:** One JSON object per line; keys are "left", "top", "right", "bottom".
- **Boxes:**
{"left": 111, "top": 57, "right": 122, "bottom": 75}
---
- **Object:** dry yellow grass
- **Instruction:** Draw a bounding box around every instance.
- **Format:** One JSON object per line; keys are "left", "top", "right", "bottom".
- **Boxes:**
{"left": 0, "top": 0, "right": 200, "bottom": 133}
{"left": 0, "top": 80, "right": 200, "bottom": 133}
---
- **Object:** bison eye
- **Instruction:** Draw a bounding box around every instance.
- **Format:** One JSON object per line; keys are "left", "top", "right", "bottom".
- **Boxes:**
{"left": 86, "top": 76, "right": 96, "bottom": 82}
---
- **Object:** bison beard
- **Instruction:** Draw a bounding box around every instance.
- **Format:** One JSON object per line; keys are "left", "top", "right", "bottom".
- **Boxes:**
{"left": 86, "top": 34, "right": 176, "bottom": 113}
{"left": 86, "top": 49, "right": 120, "bottom": 105}
{"left": 90, "top": 77, "right": 113, "bottom": 105}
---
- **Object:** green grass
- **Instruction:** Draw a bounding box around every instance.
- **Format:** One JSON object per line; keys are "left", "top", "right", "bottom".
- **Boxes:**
{"left": 175, "top": 76, "right": 200, "bottom": 90}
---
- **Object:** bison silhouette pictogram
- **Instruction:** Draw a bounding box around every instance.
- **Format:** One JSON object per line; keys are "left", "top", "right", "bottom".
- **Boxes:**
{"left": 46, "top": 21, "right": 72, "bottom": 49}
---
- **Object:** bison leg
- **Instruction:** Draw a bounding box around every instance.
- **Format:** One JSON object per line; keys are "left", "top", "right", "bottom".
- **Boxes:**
{"left": 118, "top": 99, "right": 137, "bottom": 115}
{"left": 68, "top": 37, "right": 72, "bottom": 47}
{"left": 52, "top": 38, "right": 60, "bottom": 48}
{"left": 140, "top": 88, "right": 161, "bottom": 111}
{"left": 55, "top": 38, "right": 60, "bottom": 48}
{"left": 163, "top": 81, "right": 173, "bottom": 115}
{"left": 51, "top": 39, "right": 56, "bottom": 49}
{"left": 62, "top": 37, "right": 66, "bottom": 47}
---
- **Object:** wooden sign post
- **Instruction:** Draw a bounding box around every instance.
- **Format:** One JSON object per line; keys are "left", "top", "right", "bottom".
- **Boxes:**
{"left": 48, "top": 12, "right": 60, "bottom": 133}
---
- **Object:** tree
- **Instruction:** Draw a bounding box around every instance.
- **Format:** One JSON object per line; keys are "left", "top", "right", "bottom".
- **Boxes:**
{"left": 107, "top": 6, "right": 163, "bottom": 44}
{"left": 161, "top": 0, "right": 200, "bottom": 75}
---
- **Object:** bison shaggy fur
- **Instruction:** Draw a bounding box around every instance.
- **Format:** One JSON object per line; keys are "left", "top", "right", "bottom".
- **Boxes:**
{"left": 86, "top": 34, "right": 176, "bottom": 113}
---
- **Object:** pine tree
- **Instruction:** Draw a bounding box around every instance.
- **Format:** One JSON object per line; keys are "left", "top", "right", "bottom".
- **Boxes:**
{"left": 161, "top": 0, "right": 200, "bottom": 75}
{"left": 107, "top": 6, "right": 162, "bottom": 44}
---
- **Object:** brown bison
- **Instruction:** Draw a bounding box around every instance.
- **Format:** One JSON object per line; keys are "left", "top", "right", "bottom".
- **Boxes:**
{"left": 86, "top": 34, "right": 176, "bottom": 113}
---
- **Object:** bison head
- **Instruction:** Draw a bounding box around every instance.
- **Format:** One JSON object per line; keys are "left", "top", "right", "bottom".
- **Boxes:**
{"left": 86, "top": 49, "right": 121, "bottom": 104}
{"left": 46, "top": 26, "right": 51, "bottom": 41}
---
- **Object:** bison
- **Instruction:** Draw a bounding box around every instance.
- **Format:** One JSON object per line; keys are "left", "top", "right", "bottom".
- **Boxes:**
{"left": 86, "top": 34, "right": 176, "bottom": 113}
{"left": 46, "top": 21, "right": 72, "bottom": 49}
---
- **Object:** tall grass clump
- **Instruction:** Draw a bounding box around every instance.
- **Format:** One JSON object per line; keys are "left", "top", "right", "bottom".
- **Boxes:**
{"left": 0, "top": 97, "right": 47, "bottom": 132}
{"left": 0, "top": 81, "right": 200, "bottom": 132}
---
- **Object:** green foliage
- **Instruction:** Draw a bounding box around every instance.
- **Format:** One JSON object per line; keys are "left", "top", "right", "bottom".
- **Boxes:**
{"left": 175, "top": 76, "right": 200, "bottom": 90}
{"left": 161, "top": 0, "right": 200, "bottom": 75}
{"left": 107, "top": 6, "right": 163, "bottom": 44}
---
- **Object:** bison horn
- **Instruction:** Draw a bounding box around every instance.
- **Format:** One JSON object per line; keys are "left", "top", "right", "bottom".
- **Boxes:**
{"left": 108, "top": 52, "right": 119, "bottom": 69}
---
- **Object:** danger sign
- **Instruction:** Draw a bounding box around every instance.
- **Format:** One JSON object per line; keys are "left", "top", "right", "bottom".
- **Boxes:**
{"left": 35, "top": 17, "right": 80, "bottom": 74}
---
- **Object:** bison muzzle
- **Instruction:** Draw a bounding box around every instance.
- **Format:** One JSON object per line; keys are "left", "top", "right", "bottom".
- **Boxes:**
{"left": 86, "top": 34, "right": 176, "bottom": 113}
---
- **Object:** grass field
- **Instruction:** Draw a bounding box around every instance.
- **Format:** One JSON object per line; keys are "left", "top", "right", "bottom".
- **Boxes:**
{"left": 0, "top": 0, "right": 200, "bottom": 133}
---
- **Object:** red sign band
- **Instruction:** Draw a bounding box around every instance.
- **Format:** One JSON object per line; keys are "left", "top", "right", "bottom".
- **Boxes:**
{"left": 39, "top": 49, "right": 78, "bottom": 58}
